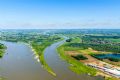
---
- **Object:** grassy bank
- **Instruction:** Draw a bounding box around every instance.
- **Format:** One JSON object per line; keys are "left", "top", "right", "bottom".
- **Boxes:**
{"left": 58, "top": 40, "right": 120, "bottom": 80}
{"left": 57, "top": 45, "right": 97, "bottom": 76}
{"left": 31, "top": 42, "right": 56, "bottom": 76}
{"left": 105, "top": 77, "right": 120, "bottom": 80}
{"left": 0, "top": 43, "right": 6, "bottom": 58}
{"left": 30, "top": 37, "right": 63, "bottom": 76}
{"left": 57, "top": 44, "right": 119, "bottom": 80}
{"left": 0, "top": 34, "right": 63, "bottom": 76}
{"left": 0, "top": 43, "right": 6, "bottom": 80}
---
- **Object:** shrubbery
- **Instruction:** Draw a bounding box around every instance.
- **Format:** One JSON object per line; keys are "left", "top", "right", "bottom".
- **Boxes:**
{"left": 108, "top": 58, "right": 120, "bottom": 62}
{"left": 0, "top": 43, "right": 6, "bottom": 58}
{"left": 66, "top": 43, "right": 120, "bottom": 53}
{"left": 72, "top": 54, "right": 88, "bottom": 60}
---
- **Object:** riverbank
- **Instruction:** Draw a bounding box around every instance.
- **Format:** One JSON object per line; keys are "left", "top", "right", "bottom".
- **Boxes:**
{"left": 30, "top": 44, "right": 56, "bottom": 76}
{"left": 0, "top": 43, "right": 7, "bottom": 58}
{"left": 18, "top": 41, "right": 57, "bottom": 76}
{"left": 27, "top": 38, "right": 64, "bottom": 76}
{"left": 0, "top": 35, "right": 63, "bottom": 76}
{"left": 62, "top": 43, "right": 120, "bottom": 80}
{"left": 57, "top": 45, "right": 97, "bottom": 76}
{"left": 0, "top": 40, "right": 58, "bottom": 80}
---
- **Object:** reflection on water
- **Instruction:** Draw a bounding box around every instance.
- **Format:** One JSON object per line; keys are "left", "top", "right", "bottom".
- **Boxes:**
{"left": 0, "top": 41, "right": 104, "bottom": 80}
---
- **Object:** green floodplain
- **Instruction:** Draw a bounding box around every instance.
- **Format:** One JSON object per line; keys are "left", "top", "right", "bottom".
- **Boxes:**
{"left": 30, "top": 36, "right": 63, "bottom": 76}
{"left": 0, "top": 29, "right": 120, "bottom": 80}
{"left": 1, "top": 33, "right": 63, "bottom": 76}
{"left": 57, "top": 45, "right": 97, "bottom": 76}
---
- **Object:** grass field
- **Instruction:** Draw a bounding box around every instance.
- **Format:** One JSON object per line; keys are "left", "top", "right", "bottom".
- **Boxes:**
{"left": 57, "top": 45, "right": 97, "bottom": 76}
{"left": 30, "top": 36, "right": 63, "bottom": 76}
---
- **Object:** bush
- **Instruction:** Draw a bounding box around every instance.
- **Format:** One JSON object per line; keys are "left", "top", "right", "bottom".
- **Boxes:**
{"left": 72, "top": 54, "right": 88, "bottom": 60}
{"left": 108, "top": 58, "right": 120, "bottom": 62}
{"left": 66, "top": 39, "right": 72, "bottom": 42}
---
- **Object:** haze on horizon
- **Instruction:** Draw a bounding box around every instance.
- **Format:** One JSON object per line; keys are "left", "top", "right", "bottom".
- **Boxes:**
{"left": 0, "top": 0, "right": 120, "bottom": 29}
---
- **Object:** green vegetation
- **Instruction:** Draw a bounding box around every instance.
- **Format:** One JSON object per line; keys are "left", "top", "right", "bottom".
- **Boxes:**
{"left": 0, "top": 43, "right": 6, "bottom": 58}
{"left": 0, "top": 76, "right": 6, "bottom": 80}
{"left": 0, "top": 77, "right": 5, "bottom": 80}
{"left": 66, "top": 37, "right": 82, "bottom": 43}
{"left": 105, "top": 38, "right": 120, "bottom": 43}
{"left": 66, "top": 43, "right": 120, "bottom": 53}
{"left": 0, "top": 37, "right": 7, "bottom": 80}
{"left": 71, "top": 54, "right": 88, "bottom": 60}
{"left": 91, "top": 54, "right": 120, "bottom": 62}
{"left": 105, "top": 77, "right": 120, "bottom": 80}
{"left": 0, "top": 31, "right": 63, "bottom": 76}
{"left": 57, "top": 45, "right": 97, "bottom": 76}
{"left": 0, "top": 29, "right": 120, "bottom": 79}
{"left": 31, "top": 41, "right": 56, "bottom": 76}
{"left": 71, "top": 37, "right": 82, "bottom": 43}
{"left": 66, "top": 38, "right": 72, "bottom": 42}
{"left": 30, "top": 36, "right": 63, "bottom": 76}
{"left": 57, "top": 34, "right": 120, "bottom": 79}
{"left": 108, "top": 58, "right": 120, "bottom": 62}
{"left": 81, "top": 35, "right": 120, "bottom": 53}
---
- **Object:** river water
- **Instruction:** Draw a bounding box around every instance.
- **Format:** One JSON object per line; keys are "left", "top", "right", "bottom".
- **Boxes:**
{"left": 0, "top": 41, "right": 104, "bottom": 80}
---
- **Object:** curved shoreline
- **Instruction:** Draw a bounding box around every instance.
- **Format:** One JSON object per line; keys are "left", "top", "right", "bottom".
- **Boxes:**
{"left": 19, "top": 42, "right": 57, "bottom": 76}
{"left": 0, "top": 39, "right": 62, "bottom": 76}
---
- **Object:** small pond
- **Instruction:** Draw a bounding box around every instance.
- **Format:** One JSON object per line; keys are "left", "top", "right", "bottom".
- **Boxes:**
{"left": 92, "top": 53, "right": 120, "bottom": 59}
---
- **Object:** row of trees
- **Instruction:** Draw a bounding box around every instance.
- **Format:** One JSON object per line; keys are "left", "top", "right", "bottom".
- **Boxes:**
{"left": 72, "top": 54, "right": 88, "bottom": 60}
{"left": 91, "top": 54, "right": 120, "bottom": 62}
{"left": 66, "top": 43, "right": 120, "bottom": 53}
{"left": 82, "top": 35, "right": 120, "bottom": 45}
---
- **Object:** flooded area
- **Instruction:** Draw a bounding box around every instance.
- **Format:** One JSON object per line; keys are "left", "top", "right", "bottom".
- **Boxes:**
{"left": 0, "top": 41, "right": 104, "bottom": 80}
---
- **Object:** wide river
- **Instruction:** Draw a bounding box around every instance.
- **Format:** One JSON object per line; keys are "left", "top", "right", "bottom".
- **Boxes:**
{"left": 0, "top": 41, "right": 104, "bottom": 80}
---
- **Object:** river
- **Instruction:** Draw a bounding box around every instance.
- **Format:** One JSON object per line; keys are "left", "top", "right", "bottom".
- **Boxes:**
{"left": 0, "top": 41, "right": 104, "bottom": 80}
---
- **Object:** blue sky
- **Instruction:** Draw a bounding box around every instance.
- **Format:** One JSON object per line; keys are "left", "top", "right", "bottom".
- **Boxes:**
{"left": 0, "top": 0, "right": 120, "bottom": 29}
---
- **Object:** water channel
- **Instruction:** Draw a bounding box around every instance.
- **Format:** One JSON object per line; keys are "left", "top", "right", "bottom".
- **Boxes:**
{"left": 0, "top": 41, "right": 104, "bottom": 80}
